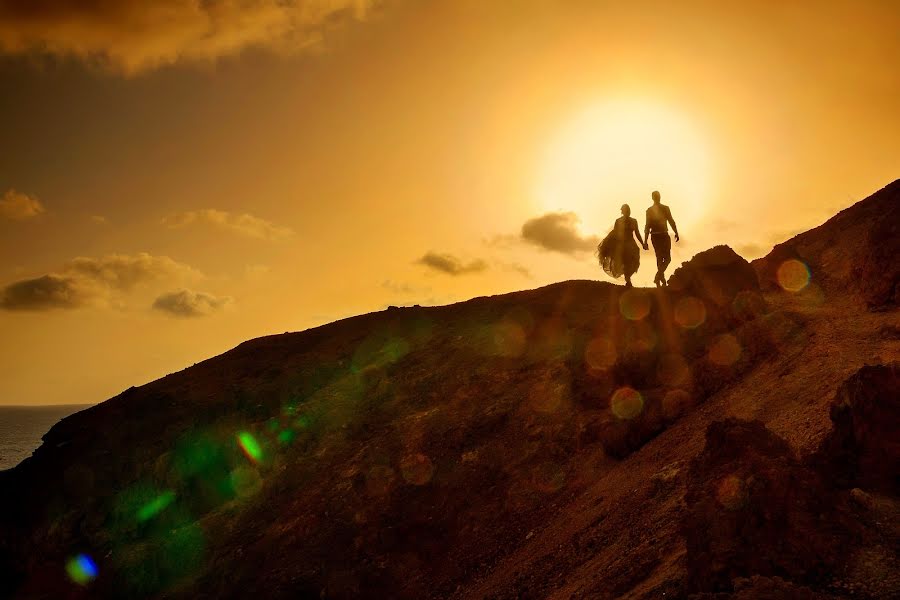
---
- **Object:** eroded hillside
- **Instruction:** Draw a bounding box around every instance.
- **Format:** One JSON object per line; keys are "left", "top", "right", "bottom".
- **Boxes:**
{"left": 0, "top": 181, "right": 897, "bottom": 599}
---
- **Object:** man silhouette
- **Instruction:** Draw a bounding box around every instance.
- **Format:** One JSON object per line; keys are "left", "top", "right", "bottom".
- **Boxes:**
{"left": 644, "top": 190, "right": 679, "bottom": 287}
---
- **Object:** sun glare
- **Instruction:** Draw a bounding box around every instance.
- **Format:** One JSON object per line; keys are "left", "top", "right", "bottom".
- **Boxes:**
{"left": 535, "top": 99, "right": 713, "bottom": 235}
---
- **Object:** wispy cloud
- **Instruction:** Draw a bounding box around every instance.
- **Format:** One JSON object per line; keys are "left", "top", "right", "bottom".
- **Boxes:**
{"left": 0, "top": 189, "right": 44, "bottom": 221}
{"left": 521, "top": 212, "right": 599, "bottom": 255}
{"left": 0, "top": 0, "right": 384, "bottom": 74}
{"left": 416, "top": 252, "right": 487, "bottom": 276}
{"left": 0, "top": 252, "right": 199, "bottom": 311}
{"left": 162, "top": 209, "right": 294, "bottom": 242}
{"left": 152, "top": 289, "right": 233, "bottom": 318}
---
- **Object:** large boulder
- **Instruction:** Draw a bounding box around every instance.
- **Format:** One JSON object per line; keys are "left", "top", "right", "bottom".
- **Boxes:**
{"left": 682, "top": 419, "right": 858, "bottom": 594}
{"left": 813, "top": 363, "right": 900, "bottom": 493}
{"left": 668, "top": 245, "right": 760, "bottom": 308}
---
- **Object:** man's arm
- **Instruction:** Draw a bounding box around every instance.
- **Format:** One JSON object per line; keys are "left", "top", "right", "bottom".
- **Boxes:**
{"left": 634, "top": 219, "right": 647, "bottom": 249}
{"left": 666, "top": 207, "right": 679, "bottom": 242}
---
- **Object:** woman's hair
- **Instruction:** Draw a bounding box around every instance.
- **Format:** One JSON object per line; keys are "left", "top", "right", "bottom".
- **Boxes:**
{"left": 621, "top": 204, "right": 631, "bottom": 216}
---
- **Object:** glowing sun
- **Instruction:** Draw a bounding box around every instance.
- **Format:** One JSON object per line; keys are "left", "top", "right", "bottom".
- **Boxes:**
{"left": 535, "top": 99, "right": 713, "bottom": 236}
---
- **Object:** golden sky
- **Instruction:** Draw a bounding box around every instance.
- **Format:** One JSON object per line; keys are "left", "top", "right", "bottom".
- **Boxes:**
{"left": 1, "top": 0, "right": 898, "bottom": 405}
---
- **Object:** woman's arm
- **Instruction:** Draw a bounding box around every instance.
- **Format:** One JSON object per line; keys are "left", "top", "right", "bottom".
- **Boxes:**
{"left": 633, "top": 219, "right": 647, "bottom": 247}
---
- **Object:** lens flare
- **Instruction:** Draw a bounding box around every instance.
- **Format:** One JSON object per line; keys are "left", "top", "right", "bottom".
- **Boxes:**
{"left": 277, "top": 429, "right": 295, "bottom": 445}
{"left": 230, "top": 466, "right": 262, "bottom": 497}
{"left": 400, "top": 453, "right": 435, "bottom": 486}
{"left": 619, "top": 289, "right": 651, "bottom": 321}
{"left": 662, "top": 389, "right": 693, "bottom": 420}
{"left": 66, "top": 553, "right": 97, "bottom": 585}
{"left": 708, "top": 334, "right": 742, "bottom": 366}
{"left": 585, "top": 336, "right": 617, "bottom": 370}
{"left": 611, "top": 386, "right": 644, "bottom": 420}
{"left": 237, "top": 432, "right": 263, "bottom": 463}
{"left": 674, "top": 296, "right": 706, "bottom": 329}
{"left": 528, "top": 376, "right": 568, "bottom": 413}
{"left": 136, "top": 490, "right": 176, "bottom": 522}
{"left": 731, "top": 290, "right": 766, "bottom": 320}
{"left": 777, "top": 259, "right": 810, "bottom": 292}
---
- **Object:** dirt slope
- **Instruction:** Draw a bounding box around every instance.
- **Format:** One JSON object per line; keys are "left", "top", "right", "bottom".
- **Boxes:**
{"left": 0, "top": 181, "right": 897, "bottom": 599}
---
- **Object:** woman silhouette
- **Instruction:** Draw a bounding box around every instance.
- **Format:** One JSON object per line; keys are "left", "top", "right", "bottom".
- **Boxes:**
{"left": 597, "top": 204, "right": 647, "bottom": 288}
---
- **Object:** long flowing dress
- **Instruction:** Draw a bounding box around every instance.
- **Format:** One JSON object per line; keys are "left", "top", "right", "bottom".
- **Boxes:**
{"left": 597, "top": 216, "right": 640, "bottom": 279}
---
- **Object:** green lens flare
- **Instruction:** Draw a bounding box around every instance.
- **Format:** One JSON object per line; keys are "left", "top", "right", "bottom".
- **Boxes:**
{"left": 136, "top": 490, "right": 176, "bottom": 522}
{"left": 65, "top": 553, "right": 98, "bottom": 585}
{"left": 237, "top": 431, "right": 263, "bottom": 462}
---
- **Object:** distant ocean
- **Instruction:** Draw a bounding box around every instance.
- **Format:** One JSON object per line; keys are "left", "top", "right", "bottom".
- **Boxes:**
{"left": 0, "top": 405, "right": 93, "bottom": 471}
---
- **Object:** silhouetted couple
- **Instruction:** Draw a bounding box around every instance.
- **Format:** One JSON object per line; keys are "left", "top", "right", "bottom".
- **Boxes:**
{"left": 597, "top": 190, "right": 680, "bottom": 288}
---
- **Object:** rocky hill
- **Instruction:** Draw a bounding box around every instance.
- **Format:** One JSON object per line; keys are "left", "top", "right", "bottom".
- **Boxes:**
{"left": 0, "top": 181, "right": 898, "bottom": 599}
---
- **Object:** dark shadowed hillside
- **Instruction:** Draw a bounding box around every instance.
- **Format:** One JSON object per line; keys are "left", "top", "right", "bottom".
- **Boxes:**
{"left": 1, "top": 181, "right": 898, "bottom": 599}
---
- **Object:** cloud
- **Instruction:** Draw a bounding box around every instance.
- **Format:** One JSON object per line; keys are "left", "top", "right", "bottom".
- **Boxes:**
{"left": 63, "top": 253, "right": 199, "bottom": 290}
{"left": 501, "top": 262, "right": 532, "bottom": 278}
{"left": 0, "top": 252, "right": 199, "bottom": 311}
{"left": 91, "top": 215, "right": 109, "bottom": 225}
{"left": 0, "top": 275, "right": 93, "bottom": 311}
{"left": 152, "top": 289, "right": 233, "bottom": 318}
{"left": 521, "top": 212, "right": 599, "bottom": 255}
{"left": 416, "top": 252, "right": 487, "bottom": 276}
{"left": 0, "top": 189, "right": 45, "bottom": 220}
{"left": 0, "top": 0, "right": 382, "bottom": 74}
{"left": 382, "top": 279, "right": 432, "bottom": 295}
{"left": 162, "top": 209, "right": 294, "bottom": 241}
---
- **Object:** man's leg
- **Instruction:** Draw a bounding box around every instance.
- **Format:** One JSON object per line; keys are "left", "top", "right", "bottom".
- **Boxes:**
{"left": 658, "top": 235, "right": 672, "bottom": 284}
{"left": 652, "top": 234, "right": 665, "bottom": 284}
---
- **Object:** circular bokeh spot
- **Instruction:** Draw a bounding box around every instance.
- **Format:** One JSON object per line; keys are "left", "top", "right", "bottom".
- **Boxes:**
{"left": 708, "top": 334, "right": 742, "bottom": 366}
{"left": 528, "top": 376, "right": 568, "bottom": 413}
{"left": 777, "top": 259, "right": 810, "bottom": 292}
{"left": 798, "top": 283, "right": 826, "bottom": 308}
{"left": 610, "top": 386, "right": 644, "bottom": 420}
{"left": 400, "top": 453, "right": 435, "bottom": 486}
{"left": 662, "top": 389, "right": 693, "bottom": 421}
{"left": 66, "top": 554, "right": 98, "bottom": 586}
{"left": 619, "top": 289, "right": 651, "bottom": 321}
{"left": 585, "top": 336, "right": 617, "bottom": 370}
{"left": 230, "top": 466, "right": 262, "bottom": 498}
{"left": 674, "top": 296, "right": 707, "bottom": 329}
{"left": 657, "top": 354, "right": 690, "bottom": 387}
{"left": 731, "top": 290, "right": 766, "bottom": 320}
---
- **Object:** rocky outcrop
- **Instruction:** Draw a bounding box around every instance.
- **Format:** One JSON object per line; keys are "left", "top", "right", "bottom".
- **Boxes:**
{"left": 753, "top": 179, "right": 900, "bottom": 309}
{"left": 813, "top": 363, "right": 899, "bottom": 493}
{"left": 684, "top": 364, "right": 900, "bottom": 598}
{"left": 668, "top": 245, "right": 761, "bottom": 309}
{"left": 682, "top": 419, "right": 857, "bottom": 594}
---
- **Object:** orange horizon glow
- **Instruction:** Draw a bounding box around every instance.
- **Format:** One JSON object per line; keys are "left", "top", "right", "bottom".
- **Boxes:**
{"left": 0, "top": 1, "right": 898, "bottom": 405}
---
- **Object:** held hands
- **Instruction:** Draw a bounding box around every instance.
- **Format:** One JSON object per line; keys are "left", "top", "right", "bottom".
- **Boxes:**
{"left": 674, "top": 233, "right": 680, "bottom": 242}
{"left": 642, "top": 243, "right": 649, "bottom": 250}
